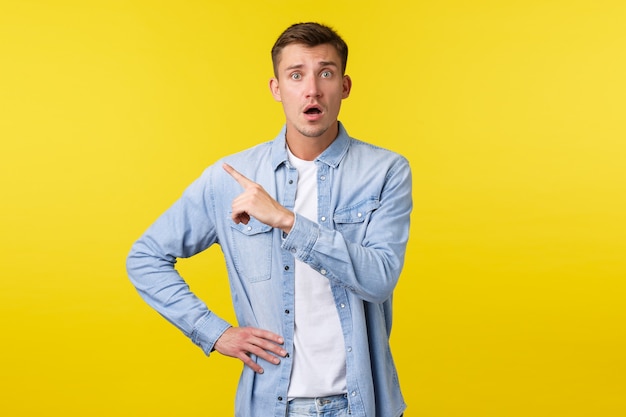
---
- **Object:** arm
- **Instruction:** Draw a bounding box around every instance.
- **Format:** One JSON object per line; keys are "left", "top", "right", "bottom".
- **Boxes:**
{"left": 126, "top": 168, "right": 286, "bottom": 372}
{"left": 225, "top": 158, "right": 412, "bottom": 304}
{"left": 126, "top": 170, "right": 231, "bottom": 355}
{"left": 282, "top": 157, "right": 412, "bottom": 303}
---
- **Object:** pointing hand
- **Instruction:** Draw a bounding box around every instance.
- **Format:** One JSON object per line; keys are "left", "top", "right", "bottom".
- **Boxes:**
{"left": 223, "top": 163, "right": 294, "bottom": 233}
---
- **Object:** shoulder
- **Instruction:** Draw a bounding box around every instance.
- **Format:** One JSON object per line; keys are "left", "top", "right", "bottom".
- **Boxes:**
{"left": 346, "top": 137, "right": 410, "bottom": 172}
{"left": 198, "top": 140, "right": 273, "bottom": 175}
{"left": 222, "top": 140, "right": 273, "bottom": 165}
{"left": 196, "top": 140, "right": 277, "bottom": 189}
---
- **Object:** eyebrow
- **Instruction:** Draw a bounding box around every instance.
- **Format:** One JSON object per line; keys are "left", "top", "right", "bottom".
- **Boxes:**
{"left": 284, "top": 61, "right": 339, "bottom": 72}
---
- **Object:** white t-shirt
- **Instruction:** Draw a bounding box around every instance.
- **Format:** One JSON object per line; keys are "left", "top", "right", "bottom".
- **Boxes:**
{"left": 286, "top": 148, "right": 347, "bottom": 399}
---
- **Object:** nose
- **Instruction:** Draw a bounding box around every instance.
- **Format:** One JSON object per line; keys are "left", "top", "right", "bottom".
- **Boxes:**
{"left": 305, "top": 76, "right": 322, "bottom": 98}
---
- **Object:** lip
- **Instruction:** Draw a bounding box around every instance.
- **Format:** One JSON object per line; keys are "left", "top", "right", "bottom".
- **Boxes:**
{"left": 303, "top": 104, "right": 324, "bottom": 121}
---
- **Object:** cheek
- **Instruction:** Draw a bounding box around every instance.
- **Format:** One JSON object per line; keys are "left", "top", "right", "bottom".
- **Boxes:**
{"left": 281, "top": 97, "right": 300, "bottom": 115}
{"left": 330, "top": 94, "right": 344, "bottom": 107}
{"left": 284, "top": 96, "right": 298, "bottom": 109}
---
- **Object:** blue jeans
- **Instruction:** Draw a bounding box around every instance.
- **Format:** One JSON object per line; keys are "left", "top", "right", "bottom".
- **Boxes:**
{"left": 286, "top": 394, "right": 351, "bottom": 416}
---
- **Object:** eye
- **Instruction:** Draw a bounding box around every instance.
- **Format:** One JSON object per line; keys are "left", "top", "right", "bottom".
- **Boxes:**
{"left": 290, "top": 72, "right": 302, "bottom": 80}
{"left": 321, "top": 71, "right": 332, "bottom": 78}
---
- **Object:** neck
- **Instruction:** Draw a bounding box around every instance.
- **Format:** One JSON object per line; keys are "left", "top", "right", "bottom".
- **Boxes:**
{"left": 285, "top": 122, "right": 339, "bottom": 161}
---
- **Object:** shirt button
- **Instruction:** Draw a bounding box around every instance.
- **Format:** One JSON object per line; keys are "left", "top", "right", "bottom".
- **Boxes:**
{"left": 320, "top": 175, "right": 326, "bottom": 180}
{"left": 357, "top": 212, "right": 362, "bottom": 218}
{"left": 284, "top": 265, "right": 289, "bottom": 271}
{"left": 288, "top": 180, "right": 293, "bottom": 184}
{"left": 285, "top": 309, "right": 290, "bottom": 314}
{"left": 290, "top": 248, "right": 296, "bottom": 253}
{"left": 347, "top": 347, "right": 352, "bottom": 352}
{"left": 278, "top": 396, "right": 283, "bottom": 401}
{"left": 340, "top": 303, "right": 345, "bottom": 308}
{"left": 320, "top": 216, "right": 326, "bottom": 222}
{"left": 351, "top": 391, "right": 356, "bottom": 397}
{"left": 320, "top": 269, "right": 327, "bottom": 275}
{"left": 247, "top": 226, "right": 252, "bottom": 231}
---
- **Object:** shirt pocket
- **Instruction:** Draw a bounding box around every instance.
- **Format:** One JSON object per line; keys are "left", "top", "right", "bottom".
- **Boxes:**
{"left": 229, "top": 217, "right": 273, "bottom": 283}
{"left": 333, "top": 198, "right": 381, "bottom": 242}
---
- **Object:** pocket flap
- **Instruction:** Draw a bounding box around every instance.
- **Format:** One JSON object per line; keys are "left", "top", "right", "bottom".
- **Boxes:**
{"left": 229, "top": 216, "right": 272, "bottom": 235}
{"left": 333, "top": 198, "right": 380, "bottom": 224}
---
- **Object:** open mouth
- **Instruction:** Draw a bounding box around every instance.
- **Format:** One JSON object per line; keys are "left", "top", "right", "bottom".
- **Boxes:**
{"left": 304, "top": 106, "right": 322, "bottom": 115}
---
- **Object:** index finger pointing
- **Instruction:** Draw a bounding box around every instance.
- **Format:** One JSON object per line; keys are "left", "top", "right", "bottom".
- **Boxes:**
{"left": 223, "top": 163, "right": 253, "bottom": 187}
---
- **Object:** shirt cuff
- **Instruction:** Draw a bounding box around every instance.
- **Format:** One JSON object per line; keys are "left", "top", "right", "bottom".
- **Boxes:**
{"left": 281, "top": 213, "right": 319, "bottom": 263}
{"left": 190, "top": 313, "right": 232, "bottom": 356}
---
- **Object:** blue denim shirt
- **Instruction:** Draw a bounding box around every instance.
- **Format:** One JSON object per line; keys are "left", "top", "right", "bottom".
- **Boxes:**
{"left": 126, "top": 123, "right": 412, "bottom": 417}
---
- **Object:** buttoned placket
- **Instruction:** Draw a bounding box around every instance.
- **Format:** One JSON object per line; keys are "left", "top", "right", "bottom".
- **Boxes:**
{"left": 275, "top": 162, "right": 298, "bottom": 413}
{"left": 316, "top": 161, "right": 364, "bottom": 413}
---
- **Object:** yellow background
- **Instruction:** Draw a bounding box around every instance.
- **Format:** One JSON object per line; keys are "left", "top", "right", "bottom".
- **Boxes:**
{"left": 1, "top": 0, "right": 624, "bottom": 415}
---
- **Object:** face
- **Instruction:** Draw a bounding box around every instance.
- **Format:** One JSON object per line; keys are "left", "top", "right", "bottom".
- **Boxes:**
{"left": 269, "top": 43, "right": 351, "bottom": 146}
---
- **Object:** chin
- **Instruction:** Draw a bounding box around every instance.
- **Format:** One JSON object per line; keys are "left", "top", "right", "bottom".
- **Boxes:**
{"left": 298, "top": 120, "right": 335, "bottom": 138}
{"left": 299, "top": 126, "right": 329, "bottom": 138}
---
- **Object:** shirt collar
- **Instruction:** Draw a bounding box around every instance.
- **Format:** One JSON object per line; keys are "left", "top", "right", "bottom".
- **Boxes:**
{"left": 271, "top": 121, "right": 351, "bottom": 170}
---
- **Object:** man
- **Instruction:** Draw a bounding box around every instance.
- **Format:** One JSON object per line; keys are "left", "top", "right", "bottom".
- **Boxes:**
{"left": 127, "top": 22, "right": 411, "bottom": 417}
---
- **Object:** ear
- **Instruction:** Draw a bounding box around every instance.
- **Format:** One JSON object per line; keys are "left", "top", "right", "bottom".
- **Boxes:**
{"left": 269, "top": 77, "right": 282, "bottom": 102}
{"left": 342, "top": 75, "right": 352, "bottom": 99}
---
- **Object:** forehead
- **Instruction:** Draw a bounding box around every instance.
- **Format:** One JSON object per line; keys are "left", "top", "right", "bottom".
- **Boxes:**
{"left": 276, "top": 43, "right": 341, "bottom": 70}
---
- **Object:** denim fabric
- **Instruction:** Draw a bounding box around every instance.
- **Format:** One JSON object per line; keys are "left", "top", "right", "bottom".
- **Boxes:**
{"left": 287, "top": 394, "right": 350, "bottom": 417}
{"left": 126, "top": 122, "right": 411, "bottom": 417}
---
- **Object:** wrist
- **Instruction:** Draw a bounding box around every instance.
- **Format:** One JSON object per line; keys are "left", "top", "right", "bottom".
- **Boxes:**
{"left": 278, "top": 211, "right": 295, "bottom": 234}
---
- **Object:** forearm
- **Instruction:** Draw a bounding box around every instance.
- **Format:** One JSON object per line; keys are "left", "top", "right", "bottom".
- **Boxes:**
{"left": 126, "top": 169, "right": 230, "bottom": 355}
{"left": 126, "top": 240, "right": 231, "bottom": 355}
{"left": 281, "top": 159, "right": 412, "bottom": 303}
{"left": 282, "top": 214, "right": 408, "bottom": 303}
